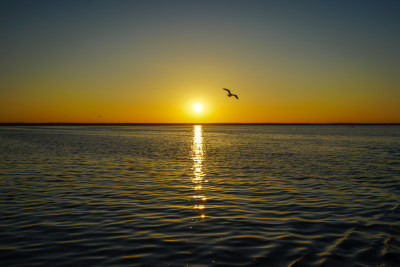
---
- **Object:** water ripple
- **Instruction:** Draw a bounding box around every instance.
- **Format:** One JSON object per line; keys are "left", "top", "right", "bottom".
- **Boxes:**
{"left": 1, "top": 125, "right": 400, "bottom": 266}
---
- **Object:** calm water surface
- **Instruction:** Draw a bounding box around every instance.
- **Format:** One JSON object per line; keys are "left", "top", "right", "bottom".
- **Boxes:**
{"left": 1, "top": 125, "right": 400, "bottom": 266}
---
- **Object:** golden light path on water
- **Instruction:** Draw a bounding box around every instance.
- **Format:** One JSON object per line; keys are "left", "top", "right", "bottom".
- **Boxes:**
{"left": 192, "top": 125, "right": 206, "bottom": 219}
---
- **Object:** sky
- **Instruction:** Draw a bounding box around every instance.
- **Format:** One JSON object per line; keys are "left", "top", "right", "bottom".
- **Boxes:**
{"left": 1, "top": 0, "right": 399, "bottom": 123}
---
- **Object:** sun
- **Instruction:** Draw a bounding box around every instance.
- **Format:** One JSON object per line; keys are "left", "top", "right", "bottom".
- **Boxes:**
{"left": 194, "top": 104, "right": 202, "bottom": 112}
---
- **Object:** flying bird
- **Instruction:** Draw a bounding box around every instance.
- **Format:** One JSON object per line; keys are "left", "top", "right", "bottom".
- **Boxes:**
{"left": 223, "top": 88, "right": 238, "bottom": 99}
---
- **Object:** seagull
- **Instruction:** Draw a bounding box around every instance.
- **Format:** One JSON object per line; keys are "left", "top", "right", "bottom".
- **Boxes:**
{"left": 223, "top": 88, "right": 238, "bottom": 99}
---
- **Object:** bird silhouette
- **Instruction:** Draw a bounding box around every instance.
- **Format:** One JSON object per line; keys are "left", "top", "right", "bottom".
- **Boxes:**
{"left": 223, "top": 88, "right": 238, "bottom": 99}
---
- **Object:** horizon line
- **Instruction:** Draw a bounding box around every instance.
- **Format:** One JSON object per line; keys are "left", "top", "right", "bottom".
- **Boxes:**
{"left": 1, "top": 122, "right": 400, "bottom": 126}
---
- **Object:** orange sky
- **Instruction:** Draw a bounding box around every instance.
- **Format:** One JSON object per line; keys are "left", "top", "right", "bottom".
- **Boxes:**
{"left": 1, "top": 1, "right": 399, "bottom": 123}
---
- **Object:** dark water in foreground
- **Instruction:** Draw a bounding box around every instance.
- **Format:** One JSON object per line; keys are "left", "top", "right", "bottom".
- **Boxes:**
{"left": 1, "top": 125, "right": 400, "bottom": 266}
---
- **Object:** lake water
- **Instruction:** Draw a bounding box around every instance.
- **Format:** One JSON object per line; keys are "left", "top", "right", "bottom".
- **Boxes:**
{"left": 1, "top": 125, "right": 400, "bottom": 266}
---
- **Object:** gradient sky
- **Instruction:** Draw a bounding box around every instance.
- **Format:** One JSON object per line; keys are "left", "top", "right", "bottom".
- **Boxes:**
{"left": 1, "top": 0, "right": 399, "bottom": 123}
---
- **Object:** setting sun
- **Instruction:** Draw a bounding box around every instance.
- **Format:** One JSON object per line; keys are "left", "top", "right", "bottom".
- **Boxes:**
{"left": 194, "top": 104, "right": 202, "bottom": 113}
{"left": 1, "top": 1, "right": 400, "bottom": 266}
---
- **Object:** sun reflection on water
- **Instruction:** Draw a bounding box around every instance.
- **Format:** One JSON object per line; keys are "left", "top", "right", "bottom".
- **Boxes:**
{"left": 192, "top": 125, "right": 206, "bottom": 219}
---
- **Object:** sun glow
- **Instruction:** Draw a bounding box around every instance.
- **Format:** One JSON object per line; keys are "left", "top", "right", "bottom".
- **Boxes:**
{"left": 194, "top": 104, "right": 202, "bottom": 112}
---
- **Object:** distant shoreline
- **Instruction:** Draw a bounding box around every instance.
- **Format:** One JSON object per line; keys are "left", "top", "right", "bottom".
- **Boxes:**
{"left": 1, "top": 123, "right": 399, "bottom": 126}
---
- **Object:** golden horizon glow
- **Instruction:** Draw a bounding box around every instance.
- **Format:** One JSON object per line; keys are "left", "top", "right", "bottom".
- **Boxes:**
{"left": 1, "top": 2, "right": 399, "bottom": 123}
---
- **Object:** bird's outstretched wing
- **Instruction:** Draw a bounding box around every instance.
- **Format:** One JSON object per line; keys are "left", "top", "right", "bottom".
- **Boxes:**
{"left": 233, "top": 94, "right": 238, "bottom": 99}
{"left": 223, "top": 88, "right": 231, "bottom": 94}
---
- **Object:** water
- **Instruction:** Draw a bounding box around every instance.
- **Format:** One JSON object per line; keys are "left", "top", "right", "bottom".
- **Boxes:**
{"left": 1, "top": 125, "right": 400, "bottom": 266}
